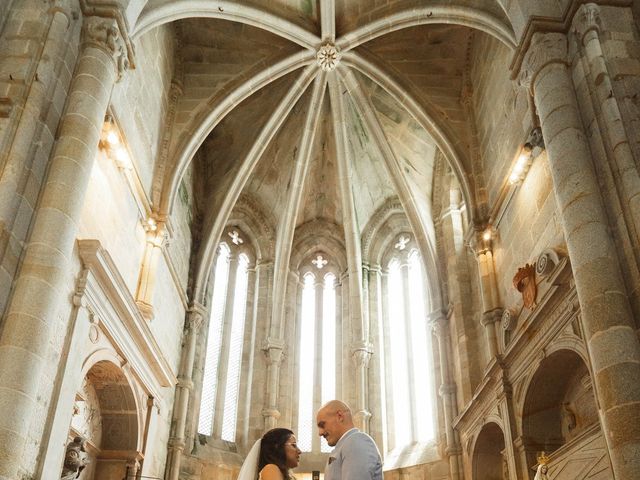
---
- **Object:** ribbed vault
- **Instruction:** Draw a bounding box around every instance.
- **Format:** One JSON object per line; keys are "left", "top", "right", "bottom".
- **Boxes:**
{"left": 135, "top": 0, "right": 516, "bottom": 317}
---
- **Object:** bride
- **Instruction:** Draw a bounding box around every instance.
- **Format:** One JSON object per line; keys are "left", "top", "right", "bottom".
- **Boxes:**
{"left": 238, "top": 428, "right": 302, "bottom": 480}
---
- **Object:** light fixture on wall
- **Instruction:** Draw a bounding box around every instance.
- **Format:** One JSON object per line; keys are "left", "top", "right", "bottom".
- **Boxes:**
{"left": 100, "top": 116, "right": 133, "bottom": 170}
{"left": 508, "top": 127, "right": 544, "bottom": 185}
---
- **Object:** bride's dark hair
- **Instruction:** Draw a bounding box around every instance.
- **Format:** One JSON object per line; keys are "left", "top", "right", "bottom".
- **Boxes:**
{"left": 258, "top": 428, "right": 294, "bottom": 479}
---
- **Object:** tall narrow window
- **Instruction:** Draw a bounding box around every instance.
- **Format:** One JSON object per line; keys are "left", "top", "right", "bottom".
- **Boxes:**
{"left": 297, "top": 273, "right": 316, "bottom": 452}
{"left": 198, "top": 234, "right": 253, "bottom": 442}
{"left": 408, "top": 251, "right": 434, "bottom": 441}
{"left": 221, "top": 253, "right": 250, "bottom": 441}
{"left": 383, "top": 245, "right": 435, "bottom": 450}
{"left": 198, "top": 244, "right": 231, "bottom": 435}
{"left": 387, "top": 259, "right": 411, "bottom": 447}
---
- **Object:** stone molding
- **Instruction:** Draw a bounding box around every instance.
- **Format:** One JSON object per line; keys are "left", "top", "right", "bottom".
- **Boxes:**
{"left": 519, "top": 32, "right": 568, "bottom": 94}
{"left": 77, "top": 239, "right": 177, "bottom": 389}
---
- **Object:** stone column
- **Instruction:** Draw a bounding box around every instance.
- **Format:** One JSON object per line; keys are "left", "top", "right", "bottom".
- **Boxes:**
{"left": 135, "top": 217, "right": 168, "bottom": 320}
{"left": 430, "top": 311, "right": 462, "bottom": 480}
{"left": 521, "top": 31, "right": 640, "bottom": 479}
{"left": 574, "top": 4, "right": 640, "bottom": 268}
{"left": 0, "top": 0, "right": 72, "bottom": 301}
{"left": 399, "top": 258, "right": 416, "bottom": 440}
{"left": 352, "top": 344, "right": 373, "bottom": 432}
{"left": 0, "top": 14, "right": 129, "bottom": 479}
{"left": 262, "top": 337, "right": 285, "bottom": 431}
{"left": 470, "top": 229, "right": 501, "bottom": 361}
{"left": 166, "top": 303, "right": 205, "bottom": 480}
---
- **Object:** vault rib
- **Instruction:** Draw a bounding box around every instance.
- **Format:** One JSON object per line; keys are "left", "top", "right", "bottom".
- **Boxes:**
{"left": 335, "top": 6, "right": 516, "bottom": 52}
{"left": 270, "top": 73, "right": 328, "bottom": 340}
{"left": 193, "top": 66, "right": 319, "bottom": 302}
{"left": 133, "top": 0, "right": 321, "bottom": 49}
{"left": 320, "top": 0, "right": 336, "bottom": 43}
{"left": 338, "top": 67, "right": 444, "bottom": 312}
{"left": 327, "top": 76, "right": 367, "bottom": 345}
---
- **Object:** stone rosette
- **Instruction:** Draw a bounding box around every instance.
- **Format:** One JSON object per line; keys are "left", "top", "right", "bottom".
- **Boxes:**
{"left": 316, "top": 43, "right": 341, "bottom": 72}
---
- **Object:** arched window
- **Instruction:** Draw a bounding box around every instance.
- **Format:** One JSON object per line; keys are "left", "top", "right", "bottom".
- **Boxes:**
{"left": 382, "top": 244, "right": 436, "bottom": 449}
{"left": 297, "top": 257, "right": 338, "bottom": 453}
{"left": 198, "top": 234, "right": 253, "bottom": 442}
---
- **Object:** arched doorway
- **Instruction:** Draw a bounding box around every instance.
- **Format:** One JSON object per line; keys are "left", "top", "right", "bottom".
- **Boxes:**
{"left": 68, "top": 360, "right": 141, "bottom": 479}
{"left": 521, "top": 350, "right": 599, "bottom": 473}
{"left": 473, "top": 422, "right": 506, "bottom": 480}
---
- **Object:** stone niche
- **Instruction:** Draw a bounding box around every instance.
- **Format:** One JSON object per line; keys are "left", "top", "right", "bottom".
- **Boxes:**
{"left": 520, "top": 350, "right": 609, "bottom": 479}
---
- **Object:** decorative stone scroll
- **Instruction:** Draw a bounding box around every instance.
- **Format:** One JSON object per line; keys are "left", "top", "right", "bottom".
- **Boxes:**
{"left": 535, "top": 248, "right": 562, "bottom": 278}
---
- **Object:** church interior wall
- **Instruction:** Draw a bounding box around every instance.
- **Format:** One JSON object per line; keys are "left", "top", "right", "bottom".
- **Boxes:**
{"left": 1, "top": 2, "right": 640, "bottom": 480}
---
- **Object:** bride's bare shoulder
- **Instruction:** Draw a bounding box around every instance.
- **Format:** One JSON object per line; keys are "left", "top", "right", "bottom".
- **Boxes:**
{"left": 259, "top": 464, "right": 284, "bottom": 480}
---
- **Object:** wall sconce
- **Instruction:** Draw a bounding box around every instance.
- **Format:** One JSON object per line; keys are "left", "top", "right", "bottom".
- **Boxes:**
{"left": 509, "top": 127, "right": 545, "bottom": 185}
{"left": 100, "top": 117, "right": 133, "bottom": 170}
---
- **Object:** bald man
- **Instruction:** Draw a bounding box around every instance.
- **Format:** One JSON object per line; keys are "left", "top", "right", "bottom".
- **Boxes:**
{"left": 316, "top": 400, "right": 382, "bottom": 480}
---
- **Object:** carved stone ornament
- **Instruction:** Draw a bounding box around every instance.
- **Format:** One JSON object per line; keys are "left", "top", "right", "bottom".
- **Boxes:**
{"left": 316, "top": 43, "right": 341, "bottom": 72}
{"left": 513, "top": 263, "right": 537, "bottom": 310}
{"left": 61, "top": 436, "right": 89, "bottom": 480}
{"left": 82, "top": 16, "right": 129, "bottom": 80}
{"left": 535, "top": 248, "right": 562, "bottom": 277}
{"left": 519, "top": 32, "right": 568, "bottom": 93}
{"left": 574, "top": 3, "right": 601, "bottom": 41}
{"left": 501, "top": 308, "right": 516, "bottom": 331}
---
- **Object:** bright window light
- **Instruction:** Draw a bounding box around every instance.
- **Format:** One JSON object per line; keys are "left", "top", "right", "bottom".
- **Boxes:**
{"left": 297, "top": 274, "right": 316, "bottom": 452}
{"left": 198, "top": 244, "right": 231, "bottom": 435}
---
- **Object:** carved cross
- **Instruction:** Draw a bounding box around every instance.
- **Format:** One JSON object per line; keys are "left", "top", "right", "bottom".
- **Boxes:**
{"left": 395, "top": 235, "right": 410, "bottom": 250}
{"left": 228, "top": 230, "right": 243, "bottom": 245}
{"left": 312, "top": 255, "right": 328, "bottom": 269}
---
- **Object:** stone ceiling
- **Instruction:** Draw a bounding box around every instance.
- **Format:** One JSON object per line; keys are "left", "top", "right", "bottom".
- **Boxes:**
{"left": 135, "top": 0, "right": 516, "bottom": 291}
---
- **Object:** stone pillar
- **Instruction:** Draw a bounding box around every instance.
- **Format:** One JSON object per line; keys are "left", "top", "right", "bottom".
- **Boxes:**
{"left": 166, "top": 303, "right": 205, "bottom": 480}
{"left": 521, "top": 31, "right": 640, "bottom": 479}
{"left": 430, "top": 311, "right": 462, "bottom": 480}
{"left": 262, "top": 337, "right": 285, "bottom": 431}
{"left": 0, "top": 0, "right": 72, "bottom": 304}
{"left": 0, "top": 14, "right": 129, "bottom": 479}
{"left": 352, "top": 344, "right": 373, "bottom": 432}
{"left": 574, "top": 4, "right": 640, "bottom": 269}
{"left": 135, "top": 216, "right": 168, "bottom": 320}
{"left": 470, "top": 229, "right": 501, "bottom": 361}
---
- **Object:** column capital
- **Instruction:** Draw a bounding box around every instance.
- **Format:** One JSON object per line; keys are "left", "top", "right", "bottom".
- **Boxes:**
{"left": 263, "top": 337, "right": 286, "bottom": 365}
{"left": 187, "top": 303, "right": 206, "bottom": 331}
{"left": 519, "top": 32, "right": 568, "bottom": 94}
{"left": 573, "top": 3, "right": 601, "bottom": 43}
{"left": 429, "top": 309, "right": 449, "bottom": 338}
{"left": 352, "top": 346, "right": 372, "bottom": 368}
{"left": 81, "top": 15, "right": 131, "bottom": 80}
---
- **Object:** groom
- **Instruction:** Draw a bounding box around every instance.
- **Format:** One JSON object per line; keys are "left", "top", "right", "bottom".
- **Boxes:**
{"left": 316, "top": 400, "right": 382, "bottom": 480}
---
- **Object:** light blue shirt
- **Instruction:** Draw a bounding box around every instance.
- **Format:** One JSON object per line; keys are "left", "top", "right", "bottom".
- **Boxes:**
{"left": 324, "top": 428, "right": 383, "bottom": 480}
